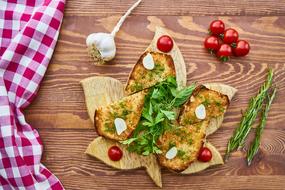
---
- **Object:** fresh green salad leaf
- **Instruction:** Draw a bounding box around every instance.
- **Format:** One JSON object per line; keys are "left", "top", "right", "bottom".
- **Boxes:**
{"left": 171, "top": 84, "right": 196, "bottom": 107}
{"left": 121, "top": 76, "right": 195, "bottom": 155}
{"left": 161, "top": 110, "right": 176, "bottom": 120}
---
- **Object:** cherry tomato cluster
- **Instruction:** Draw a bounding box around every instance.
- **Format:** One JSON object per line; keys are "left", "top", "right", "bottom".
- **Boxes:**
{"left": 204, "top": 20, "right": 250, "bottom": 62}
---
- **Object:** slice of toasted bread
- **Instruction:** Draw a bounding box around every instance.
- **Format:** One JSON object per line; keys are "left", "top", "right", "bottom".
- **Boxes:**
{"left": 157, "top": 121, "right": 209, "bottom": 172}
{"left": 95, "top": 90, "right": 147, "bottom": 141}
{"left": 125, "top": 51, "right": 175, "bottom": 95}
{"left": 178, "top": 85, "right": 229, "bottom": 126}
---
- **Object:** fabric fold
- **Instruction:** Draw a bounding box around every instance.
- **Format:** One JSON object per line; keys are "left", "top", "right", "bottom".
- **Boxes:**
{"left": 0, "top": 0, "right": 65, "bottom": 189}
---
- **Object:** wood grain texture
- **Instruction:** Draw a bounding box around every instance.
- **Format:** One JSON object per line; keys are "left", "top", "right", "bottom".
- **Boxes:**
{"left": 58, "top": 176, "right": 285, "bottom": 190}
{"left": 23, "top": 2, "right": 285, "bottom": 189}
{"left": 65, "top": 0, "right": 285, "bottom": 16}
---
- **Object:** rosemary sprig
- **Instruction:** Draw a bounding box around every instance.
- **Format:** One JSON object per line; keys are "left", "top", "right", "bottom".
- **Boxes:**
{"left": 247, "top": 87, "right": 276, "bottom": 165}
{"left": 225, "top": 69, "right": 274, "bottom": 160}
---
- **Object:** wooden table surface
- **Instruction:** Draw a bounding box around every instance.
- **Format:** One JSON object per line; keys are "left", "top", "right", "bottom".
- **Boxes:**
{"left": 25, "top": 1, "right": 285, "bottom": 189}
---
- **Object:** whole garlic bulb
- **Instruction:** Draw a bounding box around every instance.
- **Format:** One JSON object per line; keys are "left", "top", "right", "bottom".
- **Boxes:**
{"left": 86, "top": 0, "right": 142, "bottom": 65}
{"left": 86, "top": 33, "right": 116, "bottom": 64}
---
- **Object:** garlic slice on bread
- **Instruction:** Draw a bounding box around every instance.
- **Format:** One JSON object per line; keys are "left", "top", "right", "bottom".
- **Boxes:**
{"left": 142, "top": 53, "right": 155, "bottom": 70}
{"left": 195, "top": 104, "right": 206, "bottom": 119}
{"left": 166, "top": 147, "right": 178, "bottom": 160}
{"left": 114, "top": 118, "right": 127, "bottom": 135}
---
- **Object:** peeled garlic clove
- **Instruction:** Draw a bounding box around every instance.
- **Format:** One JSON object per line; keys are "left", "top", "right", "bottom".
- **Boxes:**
{"left": 114, "top": 118, "right": 127, "bottom": 135}
{"left": 86, "top": 33, "right": 116, "bottom": 64}
{"left": 166, "top": 146, "right": 177, "bottom": 160}
{"left": 195, "top": 104, "right": 206, "bottom": 119}
{"left": 142, "top": 53, "right": 155, "bottom": 70}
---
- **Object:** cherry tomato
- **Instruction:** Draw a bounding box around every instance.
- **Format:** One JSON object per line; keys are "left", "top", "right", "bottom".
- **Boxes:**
{"left": 217, "top": 44, "right": 232, "bottom": 62}
{"left": 204, "top": 36, "right": 220, "bottom": 52}
{"left": 223, "top": 28, "right": 239, "bottom": 44}
{"left": 233, "top": 40, "right": 250, "bottom": 57}
{"left": 209, "top": 20, "right": 225, "bottom": 36}
{"left": 157, "top": 35, "right": 173, "bottom": 53}
{"left": 198, "top": 147, "right": 212, "bottom": 162}
{"left": 108, "top": 146, "right": 123, "bottom": 161}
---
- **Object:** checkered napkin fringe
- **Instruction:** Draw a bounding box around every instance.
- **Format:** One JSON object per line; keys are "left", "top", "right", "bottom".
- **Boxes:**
{"left": 0, "top": 0, "right": 65, "bottom": 189}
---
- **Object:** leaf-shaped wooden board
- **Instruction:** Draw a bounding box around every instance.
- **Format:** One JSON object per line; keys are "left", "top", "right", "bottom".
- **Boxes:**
{"left": 80, "top": 27, "right": 237, "bottom": 187}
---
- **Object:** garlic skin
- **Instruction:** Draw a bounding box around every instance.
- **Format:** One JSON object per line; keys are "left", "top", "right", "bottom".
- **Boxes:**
{"left": 86, "top": 33, "right": 116, "bottom": 63}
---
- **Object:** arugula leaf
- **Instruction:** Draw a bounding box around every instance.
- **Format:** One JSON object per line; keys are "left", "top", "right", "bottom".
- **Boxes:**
{"left": 161, "top": 110, "right": 176, "bottom": 120}
{"left": 166, "top": 76, "right": 177, "bottom": 86}
{"left": 172, "top": 84, "right": 196, "bottom": 107}
{"left": 151, "top": 88, "right": 162, "bottom": 99}
{"left": 170, "top": 88, "right": 178, "bottom": 97}
{"left": 120, "top": 137, "right": 137, "bottom": 145}
{"left": 154, "top": 112, "right": 165, "bottom": 124}
{"left": 121, "top": 77, "right": 195, "bottom": 156}
{"left": 142, "top": 109, "right": 153, "bottom": 122}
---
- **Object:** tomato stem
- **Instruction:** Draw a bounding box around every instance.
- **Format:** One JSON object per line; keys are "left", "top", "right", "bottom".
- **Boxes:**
{"left": 220, "top": 56, "right": 229, "bottom": 62}
{"left": 208, "top": 29, "right": 212, "bottom": 35}
{"left": 231, "top": 43, "right": 237, "bottom": 48}
{"left": 208, "top": 49, "right": 216, "bottom": 55}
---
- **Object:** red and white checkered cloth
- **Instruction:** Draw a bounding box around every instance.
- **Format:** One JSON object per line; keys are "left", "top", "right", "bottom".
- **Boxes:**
{"left": 0, "top": 0, "right": 65, "bottom": 189}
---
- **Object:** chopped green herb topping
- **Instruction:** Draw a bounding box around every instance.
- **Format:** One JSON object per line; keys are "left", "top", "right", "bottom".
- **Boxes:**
{"left": 215, "top": 100, "right": 222, "bottom": 107}
{"left": 203, "top": 99, "right": 211, "bottom": 107}
{"left": 104, "top": 122, "right": 116, "bottom": 133}
{"left": 183, "top": 117, "right": 195, "bottom": 125}
{"left": 168, "top": 141, "right": 176, "bottom": 149}
{"left": 153, "top": 63, "right": 165, "bottom": 74}
{"left": 111, "top": 111, "right": 119, "bottom": 118}
{"left": 131, "top": 82, "right": 143, "bottom": 92}
{"left": 121, "top": 109, "right": 131, "bottom": 119}
{"left": 177, "top": 149, "right": 188, "bottom": 161}
{"left": 188, "top": 138, "right": 193, "bottom": 145}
